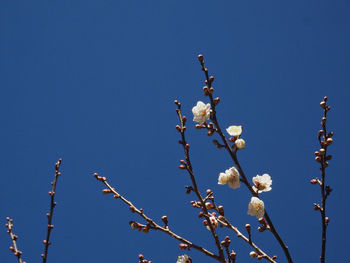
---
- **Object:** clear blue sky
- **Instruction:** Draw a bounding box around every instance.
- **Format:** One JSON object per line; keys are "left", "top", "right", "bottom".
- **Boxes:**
{"left": 1, "top": 1, "right": 349, "bottom": 262}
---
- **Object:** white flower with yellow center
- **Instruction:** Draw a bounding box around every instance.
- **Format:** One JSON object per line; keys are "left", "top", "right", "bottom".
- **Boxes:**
{"left": 218, "top": 167, "right": 240, "bottom": 189}
{"left": 192, "top": 101, "right": 211, "bottom": 124}
{"left": 226, "top": 125, "right": 242, "bottom": 137}
{"left": 252, "top": 174, "right": 272, "bottom": 193}
{"left": 247, "top": 197, "right": 265, "bottom": 218}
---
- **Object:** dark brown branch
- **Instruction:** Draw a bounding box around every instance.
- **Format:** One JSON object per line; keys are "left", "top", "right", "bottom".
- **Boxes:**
{"left": 41, "top": 158, "right": 62, "bottom": 263}
{"left": 197, "top": 54, "right": 293, "bottom": 263}
{"left": 5, "top": 217, "right": 25, "bottom": 263}
{"left": 313, "top": 97, "right": 333, "bottom": 263}
{"left": 175, "top": 101, "right": 226, "bottom": 262}
{"left": 93, "top": 173, "right": 221, "bottom": 262}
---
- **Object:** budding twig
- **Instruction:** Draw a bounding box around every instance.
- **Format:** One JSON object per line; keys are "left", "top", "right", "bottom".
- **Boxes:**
{"left": 197, "top": 54, "right": 293, "bottom": 263}
{"left": 5, "top": 217, "right": 25, "bottom": 263}
{"left": 313, "top": 97, "right": 333, "bottom": 263}
{"left": 175, "top": 101, "right": 226, "bottom": 262}
{"left": 42, "top": 158, "right": 62, "bottom": 263}
{"left": 93, "top": 173, "right": 221, "bottom": 261}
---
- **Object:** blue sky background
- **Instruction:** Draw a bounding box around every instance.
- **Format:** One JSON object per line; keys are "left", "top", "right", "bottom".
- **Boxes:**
{"left": 1, "top": 1, "right": 349, "bottom": 262}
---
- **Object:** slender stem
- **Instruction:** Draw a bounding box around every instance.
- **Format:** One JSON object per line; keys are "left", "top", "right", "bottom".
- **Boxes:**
{"left": 316, "top": 97, "right": 332, "bottom": 263}
{"left": 94, "top": 174, "right": 222, "bottom": 262}
{"left": 42, "top": 158, "right": 62, "bottom": 263}
{"left": 198, "top": 56, "right": 293, "bottom": 263}
{"left": 5, "top": 217, "right": 24, "bottom": 263}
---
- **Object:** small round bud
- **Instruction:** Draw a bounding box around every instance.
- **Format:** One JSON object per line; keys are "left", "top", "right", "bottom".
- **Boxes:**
{"left": 218, "top": 205, "right": 224, "bottom": 215}
{"left": 310, "top": 179, "right": 318, "bottom": 184}
{"left": 161, "top": 216, "right": 168, "bottom": 225}
{"left": 179, "top": 165, "right": 186, "bottom": 170}
{"left": 102, "top": 189, "right": 112, "bottom": 194}
{"left": 319, "top": 148, "right": 326, "bottom": 155}
{"left": 235, "top": 138, "right": 246, "bottom": 149}
{"left": 325, "top": 217, "right": 330, "bottom": 224}
{"left": 198, "top": 54, "right": 204, "bottom": 62}
{"left": 230, "top": 251, "right": 237, "bottom": 260}
{"left": 245, "top": 224, "right": 251, "bottom": 231}
{"left": 205, "top": 202, "right": 213, "bottom": 209}
{"left": 320, "top": 101, "right": 326, "bottom": 108}
{"left": 323, "top": 96, "right": 328, "bottom": 102}
{"left": 326, "top": 138, "right": 333, "bottom": 145}
{"left": 250, "top": 251, "right": 258, "bottom": 258}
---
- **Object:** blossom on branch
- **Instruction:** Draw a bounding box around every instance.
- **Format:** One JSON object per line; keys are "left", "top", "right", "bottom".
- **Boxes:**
{"left": 177, "top": 254, "right": 192, "bottom": 263}
{"left": 252, "top": 174, "right": 272, "bottom": 193}
{"left": 226, "top": 125, "right": 242, "bottom": 137}
{"left": 247, "top": 197, "right": 265, "bottom": 218}
{"left": 192, "top": 101, "right": 211, "bottom": 124}
{"left": 218, "top": 167, "right": 240, "bottom": 189}
{"left": 206, "top": 214, "right": 218, "bottom": 231}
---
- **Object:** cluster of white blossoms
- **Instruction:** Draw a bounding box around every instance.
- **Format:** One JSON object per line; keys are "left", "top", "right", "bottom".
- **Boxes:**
{"left": 226, "top": 125, "right": 246, "bottom": 149}
{"left": 247, "top": 197, "right": 265, "bottom": 218}
{"left": 252, "top": 174, "right": 272, "bottom": 193}
{"left": 192, "top": 102, "right": 271, "bottom": 220}
{"left": 218, "top": 167, "right": 240, "bottom": 189}
{"left": 192, "top": 101, "right": 211, "bottom": 124}
{"left": 247, "top": 174, "right": 272, "bottom": 218}
{"left": 176, "top": 254, "right": 191, "bottom": 263}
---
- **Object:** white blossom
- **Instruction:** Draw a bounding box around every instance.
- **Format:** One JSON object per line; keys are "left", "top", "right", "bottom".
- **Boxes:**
{"left": 247, "top": 197, "right": 265, "bottom": 218}
{"left": 218, "top": 167, "right": 240, "bottom": 189}
{"left": 206, "top": 214, "right": 218, "bottom": 231}
{"left": 192, "top": 101, "right": 211, "bottom": 124}
{"left": 177, "top": 254, "right": 191, "bottom": 263}
{"left": 252, "top": 174, "right": 272, "bottom": 193}
{"left": 235, "top": 138, "right": 246, "bottom": 149}
{"left": 226, "top": 125, "right": 242, "bottom": 137}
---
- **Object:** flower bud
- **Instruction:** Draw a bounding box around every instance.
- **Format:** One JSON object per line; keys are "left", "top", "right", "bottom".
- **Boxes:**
{"left": 245, "top": 224, "right": 251, "bottom": 231}
{"left": 326, "top": 138, "right": 333, "bottom": 145}
{"left": 218, "top": 205, "right": 224, "bottom": 215}
{"left": 205, "top": 202, "right": 213, "bottom": 209}
{"left": 161, "top": 216, "right": 168, "bottom": 225}
{"left": 250, "top": 251, "right": 258, "bottom": 258}
{"left": 198, "top": 54, "right": 204, "bottom": 62}
{"left": 320, "top": 101, "right": 326, "bottom": 108}
{"left": 235, "top": 138, "right": 246, "bottom": 149}
{"left": 310, "top": 179, "right": 318, "bottom": 184}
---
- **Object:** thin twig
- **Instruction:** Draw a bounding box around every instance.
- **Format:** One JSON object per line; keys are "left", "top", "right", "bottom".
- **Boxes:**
{"left": 93, "top": 173, "right": 222, "bottom": 262}
{"left": 41, "top": 158, "right": 62, "bottom": 263}
{"left": 197, "top": 54, "right": 293, "bottom": 263}
{"left": 5, "top": 217, "right": 24, "bottom": 263}
{"left": 175, "top": 101, "right": 226, "bottom": 262}
{"left": 313, "top": 97, "right": 333, "bottom": 263}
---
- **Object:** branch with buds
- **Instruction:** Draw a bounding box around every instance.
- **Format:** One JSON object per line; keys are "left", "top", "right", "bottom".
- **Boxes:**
{"left": 5, "top": 218, "right": 25, "bottom": 263}
{"left": 311, "top": 96, "right": 333, "bottom": 263}
{"left": 93, "top": 173, "right": 222, "bottom": 261}
{"left": 196, "top": 54, "right": 293, "bottom": 263}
